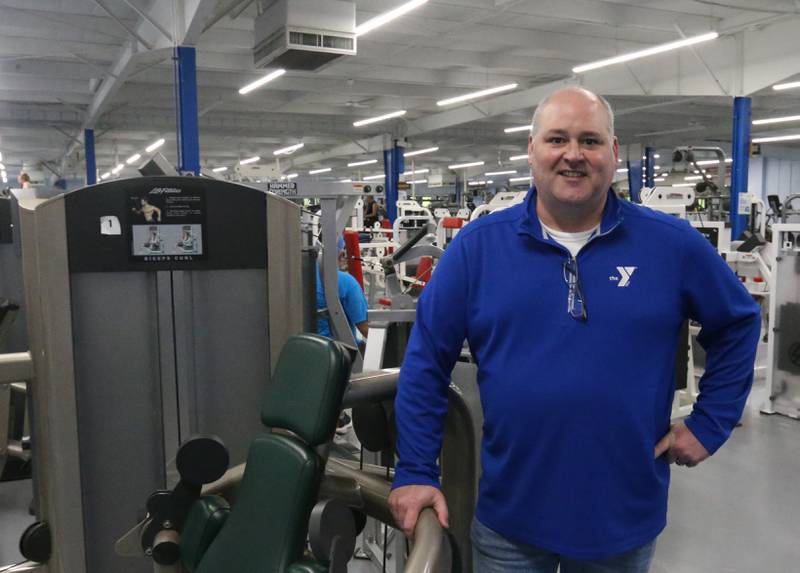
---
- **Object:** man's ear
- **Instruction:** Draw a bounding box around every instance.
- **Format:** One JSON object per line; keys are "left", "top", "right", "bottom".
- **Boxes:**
{"left": 528, "top": 135, "right": 534, "bottom": 167}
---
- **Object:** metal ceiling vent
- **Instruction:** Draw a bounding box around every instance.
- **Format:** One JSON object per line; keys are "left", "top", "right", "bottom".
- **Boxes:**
{"left": 254, "top": 0, "right": 356, "bottom": 71}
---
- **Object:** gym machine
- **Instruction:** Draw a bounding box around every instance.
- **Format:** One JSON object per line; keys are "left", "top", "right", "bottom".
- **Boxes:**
{"left": 761, "top": 195, "right": 800, "bottom": 419}
{"left": 0, "top": 194, "right": 31, "bottom": 482}
{"left": 3, "top": 176, "right": 302, "bottom": 573}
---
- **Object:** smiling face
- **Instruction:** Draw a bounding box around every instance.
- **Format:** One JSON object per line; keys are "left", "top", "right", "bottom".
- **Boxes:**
{"left": 528, "top": 89, "right": 618, "bottom": 229}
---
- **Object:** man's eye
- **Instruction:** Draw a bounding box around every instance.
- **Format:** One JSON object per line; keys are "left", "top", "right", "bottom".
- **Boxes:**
{"left": 548, "top": 137, "right": 565, "bottom": 144}
{"left": 583, "top": 138, "right": 600, "bottom": 145}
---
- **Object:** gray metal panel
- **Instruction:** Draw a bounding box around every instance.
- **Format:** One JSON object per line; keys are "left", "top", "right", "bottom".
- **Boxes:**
{"left": 182, "top": 269, "right": 270, "bottom": 465}
{"left": 70, "top": 271, "right": 164, "bottom": 573}
{"left": 0, "top": 197, "right": 28, "bottom": 353}
{"left": 18, "top": 196, "right": 87, "bottom": 572}
{"left": 266, "top": 193, "right": 303, "bottom": 371}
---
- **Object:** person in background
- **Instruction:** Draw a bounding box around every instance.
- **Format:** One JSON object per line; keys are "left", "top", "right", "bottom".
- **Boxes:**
{"left": 364, "top": 195, "right": 380, "bottom": 227}
{"left": 317, "top": 235, "right": 369, "bottom": 345}
{"left": 388, "top": 86, "right": 760, "bottom": 572}
{"left": 317, "top": 234, "right": 369, "bottom": 436}
{"left": 17, "top": 173, "right": 31, "bottom": 189}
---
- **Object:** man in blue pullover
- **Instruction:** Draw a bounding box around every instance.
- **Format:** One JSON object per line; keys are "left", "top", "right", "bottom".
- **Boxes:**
{"left": 388, "top": 87, "right": 761, "bottom": 572}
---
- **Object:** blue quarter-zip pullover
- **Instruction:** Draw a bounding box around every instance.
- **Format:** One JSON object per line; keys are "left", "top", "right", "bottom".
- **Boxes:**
{"left": 393, "top": 188, "right": 760, "bottom": 559}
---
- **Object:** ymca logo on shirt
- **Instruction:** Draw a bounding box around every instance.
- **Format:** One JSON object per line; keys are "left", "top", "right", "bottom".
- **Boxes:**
{"left": 609, "top": 266, "right": 637, "bottom": 287}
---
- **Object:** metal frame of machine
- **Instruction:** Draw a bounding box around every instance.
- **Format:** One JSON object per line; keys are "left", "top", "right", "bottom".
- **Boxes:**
{"left": 761, "top": 223, "right": 800, "bottom": 419}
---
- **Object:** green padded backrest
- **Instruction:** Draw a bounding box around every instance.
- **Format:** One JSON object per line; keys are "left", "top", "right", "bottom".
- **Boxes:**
{"left": 195, "top": 434, "right": 321, "bottom": 573}
{"left": 261, "top": 333, "right": 352, "bottom": 446}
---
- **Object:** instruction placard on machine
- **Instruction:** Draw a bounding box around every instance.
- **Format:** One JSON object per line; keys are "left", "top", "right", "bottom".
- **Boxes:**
{"left": 128, "top": 186, "right": 207, "bottom": 261}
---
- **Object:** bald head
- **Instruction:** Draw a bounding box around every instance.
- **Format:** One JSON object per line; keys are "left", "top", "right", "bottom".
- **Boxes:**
{"left": 531, "top": 87, "right": 614, "bottom": 138}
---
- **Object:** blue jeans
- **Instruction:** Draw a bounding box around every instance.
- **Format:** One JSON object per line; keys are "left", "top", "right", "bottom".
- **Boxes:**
{"left": 471, "top": 518, "right": 656, "bottom": 573}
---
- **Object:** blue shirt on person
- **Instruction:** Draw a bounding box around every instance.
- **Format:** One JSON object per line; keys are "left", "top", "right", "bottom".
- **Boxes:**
{"left": 392, "top": 187, "right": 760, "bottom": 560}
{"left": 316, "top": 265, "right": 368, "bottom": 340}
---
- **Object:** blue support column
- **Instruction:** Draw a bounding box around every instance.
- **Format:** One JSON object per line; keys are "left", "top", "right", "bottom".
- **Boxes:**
{"left": 84, "top": 128, "right": 97, "bottom": 185}
{"left": 730, "top": 96, "right": 751, "bottom": 241}
{"left": 393, "top": 142, "right": 404, "bottom": 208}
{"left": 383, "top": 141, "right": 403, "bottom": 223}
{"left": 627, "top": 159, "right": 643, "bottom": 203}
{"left": 644, "top": 146, "right": 655, "bottom": 188}
{"left": 174, "top": 46, "right": 200, "bottom": 175}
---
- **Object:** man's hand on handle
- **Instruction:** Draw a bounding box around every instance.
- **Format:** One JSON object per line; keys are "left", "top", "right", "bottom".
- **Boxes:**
{"left": 388, "top": 485, "right": 449, "bottom": 539}
{"left": 654, "top": 421, "right": 709, "bottom": 468}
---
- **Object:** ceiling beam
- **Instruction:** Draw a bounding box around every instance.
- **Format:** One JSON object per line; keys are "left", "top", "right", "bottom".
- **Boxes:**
{"left": 59, "top": 0, "right": 216, "bottom": 166}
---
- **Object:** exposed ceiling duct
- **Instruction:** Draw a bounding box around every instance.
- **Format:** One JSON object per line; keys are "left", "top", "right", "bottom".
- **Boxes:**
{"left": 253, "top": 0, "right": 356, "bottom": 71}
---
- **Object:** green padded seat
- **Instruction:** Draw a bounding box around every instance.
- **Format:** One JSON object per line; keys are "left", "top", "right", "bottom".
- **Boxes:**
{"left": 181, "top": 496, "right": 230, "bottom": 572}
{"left": 184, "top": 334, "right": 352, "bottom": 573}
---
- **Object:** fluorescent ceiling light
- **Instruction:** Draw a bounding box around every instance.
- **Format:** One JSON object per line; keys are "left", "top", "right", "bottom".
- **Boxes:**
{"left": 504, "top": 125, "right": 530, "bottom": 134}
{"left": 694, "top": 158, "right": 732, "bottom": 166}
{"left": 348, "top": 159, "right": 378, "bottom": 167}
{"left": 145, "top": 138, "right": 165, "bottom": 153}
{"left": 468, "top": 180, "right": 493, "bottom": 186}
{"left": 309, "top": 167, "right": 332, "bottom": 175}
{"left": 402, "top": 168, "right": 429, "bottom": 175}
{"left": 0, "top": 163, "right": 4, "bottom": 170}
{"left": 0, "top": 152, "right": 3, "bottom": 161}
{"left": 509, "top": 154, "right": 528, "bottom": 161}
{"left": 437, "top": 83, "right": 518, "bottom": 107}
{"left": 340, "top": 179, "right": 353, "bottom": 183}
{"left": 672, "top": 183, "right": 695, "bottom": 187}
{"left": 485, "top": 170, "right": 517, "bottom": 176}
{"left": 286, "top": 173, "right": 298, "bottom": 180}
{"left": 654, "top": 177, "right": 666, "bottom": 182}
{"left": 509, "top": 176, "right": 532, "bottom": 183}
{"left": 752, "top": 134, "right": 800, "bottom": 143}
{"left": 654, "top": 154, "right": 660, "bottom": 159}
{"left": 126, "top": 153, "right": 141, "bottom": 164}
{"left": 238, "top": 68, "right": 286, "bottom": 95}
{"left": 409, "top": 179, "right": 428, "bottom": 184}
{"left": 753, "top": 115, "right": 800, "bottom": 126}
{"left": 685, "top": 175, "right": 703, "bottom": 181}
{"left": 353, "top": 110, "right": 407, "bottom": 127}
{"left": 363, "top": 174, "right": 386, "bottom": 180}
{"left": 616, "top": 168, "right": 629, "bottom": 173}
{"left": 239, "top": 156, "right": 260, "bottom": 165}
{"left": 101, "top": 172, "right": 111, "bottom": 180}
{"left": 212, "top": 166, "right": 228, "bottom": 173}
{"left": 653, "top": 165, "right": 661, "bottom": 170}
{"left": 274, "top": 143, "right": 304, "bottom": 155}
{"left": 112, "top": 163, "right": 124, "bottom": 174}
{"left": 572, "top": 31, "right": 719, "bottom": 74}
{"left": 355, "top": 0, "right": 429, "bottom": 37}
{"left": 773, "top": 81, "right": 800, "bottom": 91}
{"left": 448, "top": 161, "right": 485, "bottom": 170}
{"left": 404, "top": 147, "right": 438, "bottom": 157}
{"left": 0, "top": 170, "right": 6, "bottom": 178}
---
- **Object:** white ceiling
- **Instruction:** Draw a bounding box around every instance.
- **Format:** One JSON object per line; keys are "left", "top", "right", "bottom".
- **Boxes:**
{"left": 0, "top": 0, "right": 799, "bottom": 183}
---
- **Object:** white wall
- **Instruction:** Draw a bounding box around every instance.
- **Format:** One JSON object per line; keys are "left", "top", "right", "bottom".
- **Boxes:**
{"left": 748, "top": 150, "right": 800, "bottom": 202}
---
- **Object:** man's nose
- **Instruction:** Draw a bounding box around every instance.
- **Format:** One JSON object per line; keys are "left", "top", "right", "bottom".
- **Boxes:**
{"left": 563, "top": 140, "right": 583, "bottom": 162}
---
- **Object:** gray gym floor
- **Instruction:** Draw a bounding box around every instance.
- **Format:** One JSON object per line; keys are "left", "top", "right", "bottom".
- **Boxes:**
{"left": 1, "top": 382, "right": 797, "bottom": 571}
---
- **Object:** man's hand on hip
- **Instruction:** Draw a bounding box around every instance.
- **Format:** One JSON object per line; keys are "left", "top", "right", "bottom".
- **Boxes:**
{"left": 388, "top": 485, "right": 449, "bottom": 538}
{"left": 654, "top": 421, "right": 710, "bottom": 468}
